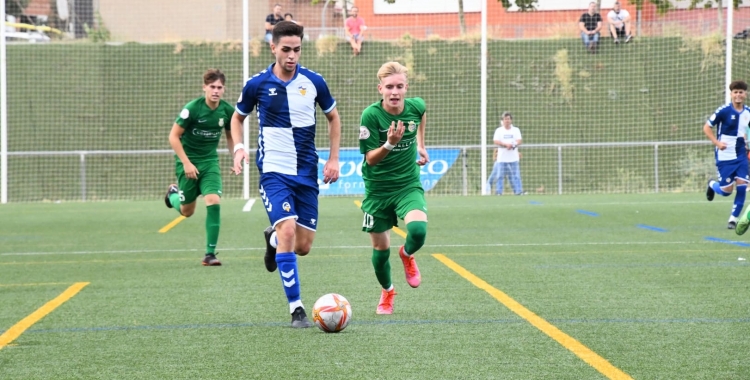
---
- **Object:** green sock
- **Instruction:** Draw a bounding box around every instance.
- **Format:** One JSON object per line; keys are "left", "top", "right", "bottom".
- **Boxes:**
{"left": 169, "top": 193, "right": 181, "bottom": 214}
{"left": 404, "top": 221, "right": 428, "bottom": 255}
{"left": 206, "top": 204, "right": 220, "bottom": 254}
{"left": 371, "top": 248, "right": 392, "bottom": 289}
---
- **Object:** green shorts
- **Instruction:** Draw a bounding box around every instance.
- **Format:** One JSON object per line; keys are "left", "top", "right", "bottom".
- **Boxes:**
{"left": 360, "top": 186, "right": 427, "bottom": 233}
{"left": 176, "top": 160, "right": 223, "bottom": 205}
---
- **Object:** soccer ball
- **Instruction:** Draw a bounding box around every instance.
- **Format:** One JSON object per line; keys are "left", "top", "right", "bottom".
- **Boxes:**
{"left": 312, "top": 293, "right": 352, "bottom": 333}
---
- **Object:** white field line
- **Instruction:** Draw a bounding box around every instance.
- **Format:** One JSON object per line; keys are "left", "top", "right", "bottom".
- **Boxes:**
{"left": 242, "top": 198, "right": 256, "bottom": 212}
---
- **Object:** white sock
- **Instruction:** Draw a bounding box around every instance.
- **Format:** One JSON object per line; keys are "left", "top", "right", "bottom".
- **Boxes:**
{"left": 730, "top": 215, "right": 738, "bottom": 222}
{"left": 289, "top": 300, "right": 303, "bottom": 314}
{"left": 270, "top": 231, "right": 278, "bottom": 249}
{"left": 385, "top": 285, "right": 394, "bottom": 292}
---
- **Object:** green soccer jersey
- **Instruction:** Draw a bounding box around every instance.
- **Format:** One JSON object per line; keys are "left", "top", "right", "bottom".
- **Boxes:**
{"left": 174, "top": 97, "right": 234, "bottom": 164}
{"left": 359, "top": 97, "right": 426, "bottom": 194}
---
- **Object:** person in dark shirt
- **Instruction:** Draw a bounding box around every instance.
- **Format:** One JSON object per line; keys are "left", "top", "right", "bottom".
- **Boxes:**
{"left": 265, "top": 4, "right": 284, "bottom": 43}
{"left": 578, "top": 2, "right": 603, "bottom": 53}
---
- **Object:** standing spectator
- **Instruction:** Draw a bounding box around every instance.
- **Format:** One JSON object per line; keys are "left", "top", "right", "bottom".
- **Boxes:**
{"left": 487, "top": 112, "right": 525, "bottom": 196}
{"left": 345, "top": 6, "right": 366, "bottom": 56}
{"left": 607, "top": 1, "right": 632, "bottom": 44}
{"left": 264, "top": 4, "right": 284, "bottom": 43}
{"left": 578, "top": 2, "right": 602, "bottom": 54}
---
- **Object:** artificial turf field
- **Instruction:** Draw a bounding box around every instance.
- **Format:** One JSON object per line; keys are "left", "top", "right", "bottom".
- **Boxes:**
{"left": 1, "top": 193, "right": 749, "bottom": 379}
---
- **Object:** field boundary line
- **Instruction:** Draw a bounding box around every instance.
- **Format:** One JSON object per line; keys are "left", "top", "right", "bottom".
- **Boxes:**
{"left": 158, "top": 216, "right": 186, "bottom": 233}
{"left": 0, "top": 282, "right": 89, "bottom": 351}
{"left": 433, "top": 254, "right": 632, "bottom": 380}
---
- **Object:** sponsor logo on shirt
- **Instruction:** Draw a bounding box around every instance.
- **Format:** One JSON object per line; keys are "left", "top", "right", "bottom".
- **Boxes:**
{"left": 192, "top": 129, "right": 221, "bottom": 138}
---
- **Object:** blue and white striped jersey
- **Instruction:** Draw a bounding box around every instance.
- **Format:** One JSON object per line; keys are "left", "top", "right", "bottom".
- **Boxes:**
{"left": 236, "top": 64, "right": 336, "bottom": 177}
{"left": 707, "top": 103, "right": 750, "bottom": 162}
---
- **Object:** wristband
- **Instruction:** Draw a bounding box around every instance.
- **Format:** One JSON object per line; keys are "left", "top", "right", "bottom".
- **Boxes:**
{"left": 383, "top": 141, "right": 395, "bottom": 151}
{"left": 233, "top": 143, "right": 245, "bottom": 153}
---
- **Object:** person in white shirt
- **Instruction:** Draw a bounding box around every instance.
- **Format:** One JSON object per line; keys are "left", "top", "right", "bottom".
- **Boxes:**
{"left": 487, "top": 112, "right": 525, "bottom": 195}
{"left": 607, "top": 1, "right": 632, "bottom": 44}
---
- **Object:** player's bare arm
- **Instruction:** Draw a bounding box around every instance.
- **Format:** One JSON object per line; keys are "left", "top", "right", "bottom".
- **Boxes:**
{"left": 365, "top": 120, "right": 405, "bottom": 166}
{"left": 230, "top": 111, "right": 249, "bottom": 174}
{"left": 703, "top": 122, "right": 727, "bottom": 150}
{"left": 169, "top": 123, "right": 199, "bottom": 179}
{"left": 323, "top": 108, "right": 341, "bottom": 184}
{"left": 416, "top": 113, "right": 429, "bottom": 166}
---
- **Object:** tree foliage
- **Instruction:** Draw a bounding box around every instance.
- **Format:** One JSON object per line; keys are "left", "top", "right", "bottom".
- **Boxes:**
{"left": 688, "top": 0, "right": 745, "bottom": 9}
{"left": 498, "top": 0, "right": 538, "bottom": 11}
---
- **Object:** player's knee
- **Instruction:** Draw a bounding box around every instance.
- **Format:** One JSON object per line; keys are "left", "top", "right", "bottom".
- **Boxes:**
{"left": 295, "top": 239, "right": 312, "bottom": 256}
{"left": 181, "top": 208, "right": 195, "bottom": 217}
{"left": 406, "top": 221, "right": 428, "bottom": 249}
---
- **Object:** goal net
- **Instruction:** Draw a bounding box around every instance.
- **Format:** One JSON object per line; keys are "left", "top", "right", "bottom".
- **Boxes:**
{"left": 2, "top": 0, "right": 750, "bottom": 201}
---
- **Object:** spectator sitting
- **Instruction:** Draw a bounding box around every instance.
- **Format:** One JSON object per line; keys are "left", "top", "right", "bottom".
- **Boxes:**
{"left": 284, "top": 13, "right": 301, "bottom": 26}
{"left": 345, "top": 6, "right": 366, "bottom": 56}
{"left": 578, "top": 2, "right": 602, "bottom": 54}
{"left": 607, "top": 1, "right": 632, "bottom": 44}
{"left": 265, "top": 4, "right": 284, "bottom": 43}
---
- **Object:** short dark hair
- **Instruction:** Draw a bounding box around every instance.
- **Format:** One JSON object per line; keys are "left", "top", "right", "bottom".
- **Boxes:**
{"left": 203, "top": 68, "right": 225, "bottom": 85}
{"left": 284, "top": 13, "right": 293, "bottom": 19}
{"left": 272, "top": 21, "right": 304, "bottom": 44}
{"left": 729, "top": 80, "right": 748, "bottom": 91}
{"left": 501, "top": 111, "right": 512, "bottom": 120}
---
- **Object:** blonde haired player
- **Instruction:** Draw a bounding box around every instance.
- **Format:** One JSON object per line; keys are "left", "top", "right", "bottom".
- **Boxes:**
{"left": 358, "top": 62, "right": 429, "bottom": 315}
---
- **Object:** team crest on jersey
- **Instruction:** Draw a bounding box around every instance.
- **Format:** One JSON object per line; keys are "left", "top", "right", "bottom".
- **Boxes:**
{"left": 408, "top": 121, "right": 416, "bottom": 132}
{"left": 282, "top": 202, "right": 291, "bottom": 212}
{"left": 298, "top": 86, "right": 307, "bottom": 96}
{"left": 359, "top": 126, "right": 370, "bottom": 140}
{"left": 218, "top": 118, "right": 224, "bottom": 127}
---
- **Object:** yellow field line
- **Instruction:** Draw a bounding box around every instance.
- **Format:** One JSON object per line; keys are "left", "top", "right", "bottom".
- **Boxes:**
{"left": 353, "top": 200, "right": 407, "bottom": 238}
{"left": 0, "top": 282, "right": 73, "bottom": 287}
{"left": 0, "top": 282, "right": 89, "bottom": 351}
{"left": 432, "top": 254, "right": 633, "bottom": 380}
{"left": 159, "top": 216, "right": 186, "bottom": 233}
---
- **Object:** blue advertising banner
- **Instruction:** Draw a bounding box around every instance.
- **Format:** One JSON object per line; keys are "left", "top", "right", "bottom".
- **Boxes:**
{"left": 317, "top": 148, "right": 461, "bottom": 196}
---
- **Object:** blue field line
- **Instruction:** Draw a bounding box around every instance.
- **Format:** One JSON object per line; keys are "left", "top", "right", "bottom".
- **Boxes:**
{"left": 6, "top": 316, "right": 749, "bottom": 336}
{"left": 535, "top": 261, "right": 749, "bottom": 269}
{"left": 705, "top": 236, "right": 750, "bottom": 247}
{"left": 528, "top": 201, "right": 542, "bottom": 205}
{"left": 636, "top": 224, "right": 667, "bottom": 232}
{"left": 576, "top": 210, "right": 599, "bottom": 217}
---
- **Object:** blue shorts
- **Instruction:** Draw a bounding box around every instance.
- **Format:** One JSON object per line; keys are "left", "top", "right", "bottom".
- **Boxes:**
{"left": 259, "top": 172, "right": 319, "bottom": 231}
{"left": 716, "top": 158, "right": 749, "bottom": 187}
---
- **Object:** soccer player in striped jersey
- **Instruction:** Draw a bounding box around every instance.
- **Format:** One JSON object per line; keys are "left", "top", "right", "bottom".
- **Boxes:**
{"left": 230, "top": 21, "right": 341, "bottom": 328}
{"left": 358, "top": 62, "right": 429, "bottom": 315}
{"left": 703, "top": 80, "right": 750, "bottom": 231}
{"left": 164, "top": 69, "right": 235, "bottom": 266}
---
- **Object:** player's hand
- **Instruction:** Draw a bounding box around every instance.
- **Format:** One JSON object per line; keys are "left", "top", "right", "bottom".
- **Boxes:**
{"left": 717, "top": 142, "right": 727, "bottom": 150}
{"left": 387, "top": 121, "right": 405, "bottom": 145}
{"left": 323, "top": 157, "right": 340, "bottom": 184}
{"left": 416, "top": 147, "right": 430, "bottom": 166}
{"left": 183, "top": 162, "right": 199, "bottom": 179}
{"left": 232, "top": 149, "right": 249, "bottom": 175}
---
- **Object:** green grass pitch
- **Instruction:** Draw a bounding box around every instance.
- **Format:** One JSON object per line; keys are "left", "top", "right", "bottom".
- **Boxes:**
{"left": 2, "top": 194, "right": 750, "bottom": 379}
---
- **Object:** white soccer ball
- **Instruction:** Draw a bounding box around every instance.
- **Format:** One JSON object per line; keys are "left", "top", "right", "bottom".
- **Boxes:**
{"left": 312, "top": 293, "right": 352, "bottom": 333}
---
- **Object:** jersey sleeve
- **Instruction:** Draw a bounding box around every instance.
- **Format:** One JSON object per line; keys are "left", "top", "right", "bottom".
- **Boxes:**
{"left": 175, "top": 102, "right": 193, "bottom": 129}
{"left": 236, "top": 77, "right": 259, "bottom": 116}
{"left": 312, "top": 74, "right": 336, "bottom": 114}
{"left": 492, "top": 128, "right": 502, "bottom": 141}
{"left": 411, "top": 97, "right": 426, "bottom": 117}
{"left": 359, "top": 107, "right": 381, "bottom": 154}
{"left": 708, "top": 107, "right": 723, "bottom": 127}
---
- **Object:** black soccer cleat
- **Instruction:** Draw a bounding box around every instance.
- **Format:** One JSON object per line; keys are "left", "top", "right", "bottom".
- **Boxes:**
{"left": 706, "top": 180, "right": 715, "bottom": 202}
{"left": 164, "top": 184, "right": 179, "bottom": 208}
{"left": 202, "top": 253, "right": 222, "bottom": 266}
{"left": 728, "top": 221, "right": 737, "bottom": 230}
{"left": 291, "top": 306, "right": 312, "bottom": 328}
{"left": 263, "top": 226, "right": 277, "bottom": 272}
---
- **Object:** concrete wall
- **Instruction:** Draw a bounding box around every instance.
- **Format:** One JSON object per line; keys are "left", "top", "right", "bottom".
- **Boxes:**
{"left": 98, "top": 0, "right": 267, "bottom": 42}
